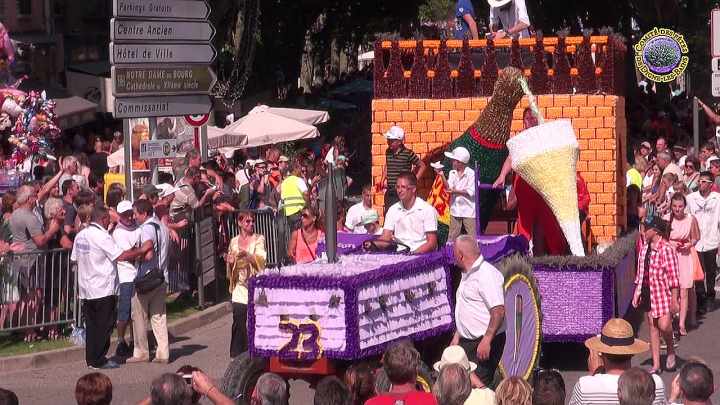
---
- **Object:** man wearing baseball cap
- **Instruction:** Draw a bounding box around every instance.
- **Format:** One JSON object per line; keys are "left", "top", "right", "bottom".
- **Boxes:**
{"left": 379, "top": 126, "right": 426, "bottom": 214}
{"left": 111, "top": 200, "right": 141, "bottom": 358}
{"left": 569, "top": 318, "right": 667, "bottom": 405}
{"left": 443, "top": 146, "right": 476, "bottom": 241}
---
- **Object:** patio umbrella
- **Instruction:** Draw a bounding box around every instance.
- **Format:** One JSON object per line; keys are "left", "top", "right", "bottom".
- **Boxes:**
{"left": 209, "top": 105, "right": 327, "bottom": 151}
{"left": 253, "top": 105, "right": 329, "bottom": 125}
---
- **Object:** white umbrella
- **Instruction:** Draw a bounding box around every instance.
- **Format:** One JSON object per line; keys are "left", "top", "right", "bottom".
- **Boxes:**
{"left": 253, "top": 105, "right": 329, "bottom": 126}
{"left": 206, "top": 125, "right": 248, "bottom": 149}
{"left": 209, "top": 105, "right": 325, "bottom": 150}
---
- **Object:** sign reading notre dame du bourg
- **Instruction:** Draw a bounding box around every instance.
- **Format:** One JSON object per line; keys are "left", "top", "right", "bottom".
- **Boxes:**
{"left": 109, "top": 0, "right": 216, "bottom": 118}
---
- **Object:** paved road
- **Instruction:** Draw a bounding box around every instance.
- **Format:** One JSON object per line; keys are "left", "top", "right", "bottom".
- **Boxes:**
{"left": 2, "top": 306, "right": 720, "bottom": 404}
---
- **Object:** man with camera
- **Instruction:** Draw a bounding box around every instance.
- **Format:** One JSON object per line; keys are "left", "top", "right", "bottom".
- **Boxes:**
{"left": 126, "top": 199, "right": 171, "bottom": 364}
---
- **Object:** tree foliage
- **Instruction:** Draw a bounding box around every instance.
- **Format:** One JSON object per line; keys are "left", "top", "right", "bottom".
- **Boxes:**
{"left": 213, "top": 0, "right": 718, "bottom": 101}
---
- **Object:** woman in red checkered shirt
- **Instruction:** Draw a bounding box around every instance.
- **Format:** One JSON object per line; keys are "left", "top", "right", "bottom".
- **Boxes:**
{"left": 632, "top": 216, "right": 680, "bottom": 374}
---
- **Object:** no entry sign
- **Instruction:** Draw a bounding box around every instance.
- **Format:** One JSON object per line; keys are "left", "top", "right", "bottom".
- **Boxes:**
{"left": 185, "top": 114, "right": 210, "bottom": 127}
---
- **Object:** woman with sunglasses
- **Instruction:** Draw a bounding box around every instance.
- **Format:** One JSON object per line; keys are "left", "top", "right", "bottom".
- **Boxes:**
{"left": 665, "top": 192, "right": 700, "bottom": 336}
{"left": 632, "top": 216, "right": 680, "bottom": 374}
{"left": 683, "top": 156, "right": 701, "bottom": 192}
{"left": 225, "top": 210, "right": 266, "bottom": 357}
{"left": 287, "top": 207, "right": 324, "bottom": 264}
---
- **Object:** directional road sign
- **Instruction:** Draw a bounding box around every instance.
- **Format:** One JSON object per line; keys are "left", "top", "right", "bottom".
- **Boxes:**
{"left": 112, "top": 65, "right": 217, "bottom": 97}
{"left": 113, "top": 94, "right": 212, "bottom": 119}
{"left": 111, "top": 19, "right": 215, "bottom": 42}
{"left": 713, "top": 73, "right": 720, "bottom": 97}
{"left": 139, "top": 139, "right": 177, "bottom": 159}
{"left": 113, "top": 0, "right": 211, "bottom": 20}
{"left": 110, "top": 43, "right": 216, "bottom": 64}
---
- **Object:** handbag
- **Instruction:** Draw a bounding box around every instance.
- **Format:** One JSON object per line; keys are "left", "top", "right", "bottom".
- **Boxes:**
{"left": 135, "top": 222, "right": 164, "bottom": 294}
{"left": 691, "top": 247, "right": 705, "bottom": 282}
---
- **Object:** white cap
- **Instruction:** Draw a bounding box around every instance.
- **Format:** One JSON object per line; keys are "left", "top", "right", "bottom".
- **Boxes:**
{"left": 279, "top": 155, "right": 290, "bottom": 163}
{"left": 116, "top": 200, "right": 133, "bottom": 215}
{"left": 444, "top": 147, "right": 471, "bottom": 164}
{"left": 430, "top": 161, "right": 444, "bottom": 170}
{"left": 361, "top": 210, "right": 380, "bottom": 225}
{"left": 384, "top": 126, "right": 405, "bottom": 140}
{"left": 157, "top": 183, "right": 180, "bottom": 198}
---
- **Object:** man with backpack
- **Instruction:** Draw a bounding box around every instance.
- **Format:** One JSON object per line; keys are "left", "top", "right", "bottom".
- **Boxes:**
{"left": 126, "top": 199, "right": 171, "bottom": 364}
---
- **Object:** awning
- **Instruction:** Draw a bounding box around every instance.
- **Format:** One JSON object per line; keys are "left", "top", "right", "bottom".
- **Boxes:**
{"left": 54, "top": 96, "right": 98, "bottom": 129}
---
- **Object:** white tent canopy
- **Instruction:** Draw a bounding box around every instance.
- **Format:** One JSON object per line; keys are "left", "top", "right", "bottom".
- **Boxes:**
{"left": 208, "top": 105, "right": 328, "bottom": 152}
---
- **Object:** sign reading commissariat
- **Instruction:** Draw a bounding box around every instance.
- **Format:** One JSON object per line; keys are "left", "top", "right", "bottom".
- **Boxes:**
{"left": 634, "top": 27, "right": 689, "bottom": 83}
{"left": 110, "top": 0, "right": 216, "bottom": 119}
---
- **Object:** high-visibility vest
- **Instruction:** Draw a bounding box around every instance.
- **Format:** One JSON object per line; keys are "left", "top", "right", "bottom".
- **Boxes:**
{"left": 280, "top": 175, "right": 306, "bottom": 216}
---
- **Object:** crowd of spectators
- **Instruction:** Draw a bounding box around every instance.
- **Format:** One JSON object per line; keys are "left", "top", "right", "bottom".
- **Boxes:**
{"left": 0, "top": 325, "right": 710, "bottom": 404}
{"left": 626, "top": 134, "right": 720, "bottom": 373}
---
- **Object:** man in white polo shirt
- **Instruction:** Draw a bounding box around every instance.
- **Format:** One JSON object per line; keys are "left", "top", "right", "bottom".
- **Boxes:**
{"left": 372, "top": 172, "right": 438, "bottom": 254}
{"left": 345, "top": 185, "right": 375, "bottom": 234}
{"left": 443, "top": 146, "right": 476, "bottom": 241}
{"left": 71, "top": 206, "right": 140, "bottom": 369}
{"left": 111, "top": 200, "right": 141, "bottom": 359}
{"left": 449, "top": 235, "right": 506, "bottom": 388}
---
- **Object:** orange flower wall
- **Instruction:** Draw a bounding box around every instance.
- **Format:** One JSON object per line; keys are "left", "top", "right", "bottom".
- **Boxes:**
{"left": 371, "top": 94, "right": 627, "bottom": 243}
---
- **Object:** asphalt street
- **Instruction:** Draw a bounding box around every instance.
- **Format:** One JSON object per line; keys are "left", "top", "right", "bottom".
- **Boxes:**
{"left": 1, "top": 305, "right": 720, "bottom": 404}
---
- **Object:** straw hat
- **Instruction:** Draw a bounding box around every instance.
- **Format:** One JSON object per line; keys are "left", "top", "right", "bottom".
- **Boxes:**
{"left": 584, "top": 319, "right": 649, "bottom": 355}
{"left": 433, "top": 345, "right": 477, "bottom": 372}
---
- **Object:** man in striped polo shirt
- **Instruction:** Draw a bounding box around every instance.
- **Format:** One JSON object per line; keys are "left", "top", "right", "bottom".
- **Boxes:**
{"left": 569, "top": 318, "right": 667, "bottom": 405}
{"left": 380, "top": 126, "right": 426, "bottom": 214}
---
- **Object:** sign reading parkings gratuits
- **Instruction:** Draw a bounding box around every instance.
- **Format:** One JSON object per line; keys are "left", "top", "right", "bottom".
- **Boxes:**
{"left": 110, "top": 0, "right": 216, "bottom": 119}
{"left": 113, "top": 0, "right": 210, "bottom": 20}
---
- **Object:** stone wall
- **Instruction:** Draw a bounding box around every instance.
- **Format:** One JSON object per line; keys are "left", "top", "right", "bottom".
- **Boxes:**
{"left": 371, "top": 94, "right": 627, "bottom": 243}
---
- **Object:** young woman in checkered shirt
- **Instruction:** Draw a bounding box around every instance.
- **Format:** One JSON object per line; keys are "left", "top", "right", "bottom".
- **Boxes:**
{"left": 633, "top": 216, "right": 681, "bottom": 374}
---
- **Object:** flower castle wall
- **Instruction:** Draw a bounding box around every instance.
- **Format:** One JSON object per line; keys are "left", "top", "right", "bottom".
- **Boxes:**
{"left": 371, "top": 94, "right": 627, "bottom": 243}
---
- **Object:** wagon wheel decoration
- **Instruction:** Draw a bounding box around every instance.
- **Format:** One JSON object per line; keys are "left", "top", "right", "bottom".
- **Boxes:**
{"left": 498, "top": 256, "right": 542, "bottom": 381}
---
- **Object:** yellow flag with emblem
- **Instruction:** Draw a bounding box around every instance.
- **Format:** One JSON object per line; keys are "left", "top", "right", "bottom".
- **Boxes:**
{"left": 427, "top": 174, "right": 451, "bottom": 225}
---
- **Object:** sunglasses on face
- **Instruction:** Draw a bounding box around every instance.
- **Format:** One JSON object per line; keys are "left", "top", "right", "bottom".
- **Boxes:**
{"left": 302, "top": 212, "right": 312, "bottom": 219}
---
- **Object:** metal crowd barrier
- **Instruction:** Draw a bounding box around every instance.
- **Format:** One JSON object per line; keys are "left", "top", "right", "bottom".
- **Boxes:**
{"left": 0, "top": 248, "right": 80, "bottom": 332}
{"left": 218, "top": 209, "right": 289, "bottom": 268}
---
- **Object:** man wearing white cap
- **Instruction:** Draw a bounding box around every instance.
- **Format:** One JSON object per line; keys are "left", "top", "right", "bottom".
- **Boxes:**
{"left": 488, "top": 0, "right": 531, "bottom": 40}
{"left": 443, "top": 146, "right": 476, "bottom": 241}
{"left": 112, "top": 200, "right": 141, "bottom": 358}
{"left": 380, "top": 126, "right": 426, "bottom": 214}
{"left": 361, "top": 210, "right": 383, "bottom": 235}
{"left": 346, "top": 185, "right": 375, "bottom": 234}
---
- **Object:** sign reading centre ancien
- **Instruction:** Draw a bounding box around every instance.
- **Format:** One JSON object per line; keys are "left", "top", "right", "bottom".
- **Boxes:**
{"left": 110, "top": 0, "right": 216, "bottom": 119}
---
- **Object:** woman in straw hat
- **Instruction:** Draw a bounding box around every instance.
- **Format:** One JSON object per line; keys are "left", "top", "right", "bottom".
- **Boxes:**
{"left": 633, "top": 216, "right": 680, "bottom": 374}
{"left": 570, "top": 318, "right": 667, "bottom": 405}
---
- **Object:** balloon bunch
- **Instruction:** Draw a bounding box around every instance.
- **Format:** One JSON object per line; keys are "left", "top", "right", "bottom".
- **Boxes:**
{"left": 7, "top": 90, "right": 60, "bottom": 166}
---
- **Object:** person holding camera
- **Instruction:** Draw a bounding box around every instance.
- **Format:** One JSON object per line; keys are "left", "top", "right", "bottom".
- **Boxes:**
{"left": 126, "top": 199, "right": 171, "bottom": 365}
{"left": 137, "top": 368, "right": 234, "bottom": 405}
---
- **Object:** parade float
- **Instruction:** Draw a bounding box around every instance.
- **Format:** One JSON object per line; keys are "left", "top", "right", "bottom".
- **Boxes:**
{"left": 221, "top": 34, "right": 635, "bottom": 402}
